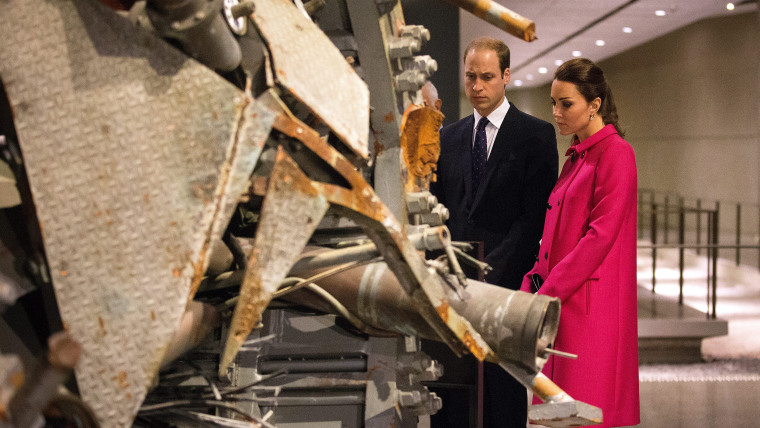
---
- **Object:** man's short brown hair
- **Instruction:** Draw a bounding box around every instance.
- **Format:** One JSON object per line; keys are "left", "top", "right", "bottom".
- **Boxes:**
{"left": 463, "top": 37, "right": 510, "bottom": 73}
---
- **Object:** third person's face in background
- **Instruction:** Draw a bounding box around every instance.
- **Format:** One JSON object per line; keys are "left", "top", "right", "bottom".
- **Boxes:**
{"left": 464, "top": 48, "right": 509, "bottom": 118}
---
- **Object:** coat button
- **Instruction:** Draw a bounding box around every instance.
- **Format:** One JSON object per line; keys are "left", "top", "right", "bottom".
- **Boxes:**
{"left": 557, "top": 198, "right": 561, "bottom": 205}
{"left": 547, "top": 202, "right": 552, "bottom": 210}
{"left": 544, "top": 252, "right": 548, "bottom": 260}
{"left": 581, "top": 151, "right": 586, "bottom": 159}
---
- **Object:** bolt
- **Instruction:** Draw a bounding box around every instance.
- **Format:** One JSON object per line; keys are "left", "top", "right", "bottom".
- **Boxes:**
{"left": 395, "top": 70, "right": 425, "bottom": 92}
{"left": 388, "top": 37, "right": 421, "bottom": 59}
{"left": 398, "top": 390, "right": 422, "bottom": 407}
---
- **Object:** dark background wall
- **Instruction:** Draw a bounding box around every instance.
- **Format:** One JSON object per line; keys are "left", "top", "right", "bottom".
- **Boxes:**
{"left": 401, "top": 0, "right": 460, "bottom": 126}
{"left": 508, "top": 11, "right": 759, "bottom": 208}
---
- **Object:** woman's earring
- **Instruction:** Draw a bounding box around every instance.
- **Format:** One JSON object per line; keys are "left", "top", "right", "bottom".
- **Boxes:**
{"left": 589, "top": 114, "right": 594, "bottom": 121}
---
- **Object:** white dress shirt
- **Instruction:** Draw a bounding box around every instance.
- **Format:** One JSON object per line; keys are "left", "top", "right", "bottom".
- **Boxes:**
{"left": 472, "top": 97, "right": 510, "bottom": 159}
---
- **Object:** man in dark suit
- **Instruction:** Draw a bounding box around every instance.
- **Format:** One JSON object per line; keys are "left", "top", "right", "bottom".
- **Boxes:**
{"left": 431, "top": 37, "right": 558, "bottom": 428}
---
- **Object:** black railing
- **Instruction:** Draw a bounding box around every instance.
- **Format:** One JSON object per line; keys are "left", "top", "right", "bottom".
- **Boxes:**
{"left": 637, "top": 189, "right": 760, "bottom": 319}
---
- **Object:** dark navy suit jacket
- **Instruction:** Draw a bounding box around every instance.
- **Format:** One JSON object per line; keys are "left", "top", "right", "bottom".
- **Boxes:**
{"left": 431, "top": 102, "right": 558, "bottom": 290}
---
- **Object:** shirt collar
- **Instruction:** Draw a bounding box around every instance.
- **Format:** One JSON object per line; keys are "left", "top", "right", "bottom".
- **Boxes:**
{"left": 565, "top": 124, "right": 618, "bottom": 157}
{"left": 473, "top": 96, "right": 510, "bottom": 129}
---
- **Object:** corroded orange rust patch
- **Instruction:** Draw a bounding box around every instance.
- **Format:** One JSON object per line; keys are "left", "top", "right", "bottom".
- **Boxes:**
{"left": 436, "top": 302, "right": 450, "bottom": 323}
{"left": 98, "top": 316, "right": 106, "bottom": 336}
{"left": 400, "top": 105, "right": 443, "bottom": 192}
{"left": 10, "top": 370, "right": 24, "bottom": 388}
{"left": 374, "top": 141, "right": 385, "bottom": 157}
{"left": 384, "top": 111, "right": 395, "bottom": 123}
{"left": 533, "top": 375, "right": 563, "bottom": 401}
{"left": 113, "top": 371, "right": 130, "bottom": 389}
{"left": 462, "top": 331, "right": 487, "bottom": 361}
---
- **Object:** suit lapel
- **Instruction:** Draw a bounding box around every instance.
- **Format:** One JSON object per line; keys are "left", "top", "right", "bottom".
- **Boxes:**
{"left": 470, "top": 103, "right": 519, "bottom": 212}
{"left": 458, "top": 115, "right": 476, "bottom": 204}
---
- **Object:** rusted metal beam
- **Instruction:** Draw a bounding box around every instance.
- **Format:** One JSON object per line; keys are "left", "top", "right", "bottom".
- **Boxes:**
{"left": 220, "top": 147, "right": 329, "bottom": 377}
{"left": 442, "top": 0, "right": 537, "bottom": 42}
{"left": 256, "top": 97, "right": 494, "bottom": 362}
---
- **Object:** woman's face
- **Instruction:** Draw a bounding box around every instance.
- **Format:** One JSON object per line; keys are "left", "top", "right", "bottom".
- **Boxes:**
{"left": 550, "top": 80, "right": 599, "bottom": 140}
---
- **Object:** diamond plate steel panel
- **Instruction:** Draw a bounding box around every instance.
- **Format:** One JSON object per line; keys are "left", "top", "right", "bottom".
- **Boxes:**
{"left": 0, "top": 0, "right": 273, "bottom": 426}
{"left": 251, "top": 0, "right": 370, "bottom": 159}
{"left": 221, "top": 149, "right": 329, "bottom": 375}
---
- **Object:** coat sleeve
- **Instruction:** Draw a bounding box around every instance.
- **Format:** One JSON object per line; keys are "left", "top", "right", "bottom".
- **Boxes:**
{"left": 537, "top": 141, "right": 637, "bottom": 302}
{"left": 430, "top": 123, "right": 457, "bottom": 207}
{"left": 484, "top": 121, "right": 558, "bottom": 288}
{"left": 520, "top": 266, "right": 537, "bottom": 292}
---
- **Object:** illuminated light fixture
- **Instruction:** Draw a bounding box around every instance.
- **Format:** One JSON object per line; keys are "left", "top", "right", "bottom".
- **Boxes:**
{"left": 514, "top": 80, "right": 523, "bottom": 87}
{"left": 538, "top": 67, "right": 548, "bottom": 74}
{"left": 526, "top": 74, "right": 534, "bottom": 81}
{"left": 572, "top": 50, "right": 582, "bottom": 57}
{"left": 726, "top": 3, "right": 735, "bottom": 10}
{"left": 595, "top": 40, "right": 605, "bottom": 47}
{"left": 655, "top": 10, "right": 666, "bottom": 16}
{"left": 623, "top": 27, "right": 633, "bottom": 33}
{"left": 554, "top": 59, "right": 563, "bottom": 66}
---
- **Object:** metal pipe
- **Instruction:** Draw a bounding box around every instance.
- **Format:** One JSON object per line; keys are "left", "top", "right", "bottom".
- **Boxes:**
{"left": 441, "top": 0, "right": 537, "bottom": 42}
{"left": 160, "top": 301, "right": 221, "bottom": 369}
{"left": 258, "top": 358, "right": 367, "bottom": 374}
{"left": 736, "top": 203, "right": 742, "bottom": 266}
{"left": 678, "top": 198, "right": 685, "bottom": 305}
{"left": 256, "top": 393, "right": 365, "bottom": 407}
{"left": 712, "top": 208, "right": 719, "bottom": 319}
{"left": 707, "top": 210, "right": 713, "bottom": 318}
{"left": 285, "top": 248, "right": 560, "bottom": 373}
{"left": 8, "top": 332, "right": 81, "bottom": 428}
{"left": 696, "top": 198, "right": 702, "bottom": 255}
{"left": 502, "top": 362, "right": 602, "bottom": 426}
{"left": 651, "top": 202, "right": 657, "bottom": 293}
{"left": 288, "top": 226, "right": 451, "bottom": 273}
{"left": 145, "top": 0, "right": 242, "bottom": 72}
{"left": 664, "top": 195, "right": 670, "bottom": 245}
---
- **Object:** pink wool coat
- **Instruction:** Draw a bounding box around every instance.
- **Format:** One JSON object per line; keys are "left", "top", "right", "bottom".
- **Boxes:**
{"left": 520, "top": 124, "right": 640, "bottom": 427}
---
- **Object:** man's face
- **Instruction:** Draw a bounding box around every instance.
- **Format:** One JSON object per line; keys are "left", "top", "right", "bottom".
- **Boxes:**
{"left": 464, "top": 48, "right": 509, "bottom": 117}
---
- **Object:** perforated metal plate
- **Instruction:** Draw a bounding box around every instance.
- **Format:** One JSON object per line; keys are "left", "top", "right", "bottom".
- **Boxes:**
{"left": 251, "top": 0, "right": 370, "bottom": 159}
{"left": 0, "top": 0, "right": 272, "bottom": 425}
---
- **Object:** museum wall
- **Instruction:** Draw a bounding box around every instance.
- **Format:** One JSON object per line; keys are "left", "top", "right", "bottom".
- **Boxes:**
{"left": 506, "top": 11, "right": 760, "bottom": 209}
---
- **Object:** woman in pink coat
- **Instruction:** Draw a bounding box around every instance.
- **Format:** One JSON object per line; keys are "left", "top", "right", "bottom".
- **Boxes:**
{"left": 520, "top": 58, "right": 639, "bottom": 427}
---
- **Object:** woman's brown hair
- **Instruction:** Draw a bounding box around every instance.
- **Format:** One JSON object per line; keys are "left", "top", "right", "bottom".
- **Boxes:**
{"left": 554, "top": 58, "right": 624, "bottom": 138}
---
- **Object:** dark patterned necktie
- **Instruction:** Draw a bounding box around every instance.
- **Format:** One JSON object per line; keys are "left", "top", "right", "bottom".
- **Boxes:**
{"left": 472, "top": 117, "right": 489, "bottom": 188}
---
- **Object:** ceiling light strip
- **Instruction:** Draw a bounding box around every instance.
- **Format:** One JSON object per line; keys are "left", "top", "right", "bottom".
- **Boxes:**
{"left": 513, "top": 0, "right": 639, "bottom": 73}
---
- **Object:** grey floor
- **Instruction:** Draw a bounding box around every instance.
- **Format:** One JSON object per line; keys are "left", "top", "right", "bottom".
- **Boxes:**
{"left": 634, "top": 246, "right": 760, "bottom": 427}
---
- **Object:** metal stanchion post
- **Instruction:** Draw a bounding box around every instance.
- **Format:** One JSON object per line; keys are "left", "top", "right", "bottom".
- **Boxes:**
{"left": 696, "top": 199, "right": 702, "bottom": 255}
{"left": 712, "top": 209, "right": 719, "bottom": 319}
{"left": 736, "top": 203, "right": 741, "bottom": 266}
{"left": 678, "top": 199, "right": 685, "bottom": 305}
{"left": 651, "top": 203, "right": 657, "bottom": 293}
{"left": 664, "top": 195, "right": 670, "bottom": 244}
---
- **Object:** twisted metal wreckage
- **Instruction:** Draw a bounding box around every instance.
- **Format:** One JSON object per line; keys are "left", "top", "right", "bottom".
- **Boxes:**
{"left": 0, "top": 0, "right": 602, "bottom": 426}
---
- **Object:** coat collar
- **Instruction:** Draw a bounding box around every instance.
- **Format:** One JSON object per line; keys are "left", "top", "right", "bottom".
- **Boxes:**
{"left": 565, "top": 124, "right": 618, "bottom": 157}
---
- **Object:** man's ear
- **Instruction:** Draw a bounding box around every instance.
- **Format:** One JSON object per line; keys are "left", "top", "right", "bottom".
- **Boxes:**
{"left": 503, "top": 68, "right": 511, "bottom": 86}
{"left": 434, "top": 99, "right": 442, "bottom": 111}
